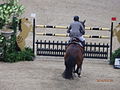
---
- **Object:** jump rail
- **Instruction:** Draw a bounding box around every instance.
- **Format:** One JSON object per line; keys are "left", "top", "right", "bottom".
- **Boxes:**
{"left": 36, "top": 25, "right": 110, "bottom": 31}
{"left": 32, "top": 18, "right": 114, "bottom": 59}
{"left": 36, "top": 33, "right": 110, "bottom": 39}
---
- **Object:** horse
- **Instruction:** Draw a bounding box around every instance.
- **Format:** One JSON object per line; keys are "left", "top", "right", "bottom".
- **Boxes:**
{"left": 63, "top": 37, "right": 84, "bottom": 79}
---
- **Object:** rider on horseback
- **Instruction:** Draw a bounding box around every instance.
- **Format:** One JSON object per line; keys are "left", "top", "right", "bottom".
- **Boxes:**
{"left": 67, "top": 16, "right": 85, "bottom": 47}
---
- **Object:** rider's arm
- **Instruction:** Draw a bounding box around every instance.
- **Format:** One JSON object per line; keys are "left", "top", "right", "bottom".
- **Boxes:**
{"left": 67, "top": 25, "right": 71, "bottom": 33}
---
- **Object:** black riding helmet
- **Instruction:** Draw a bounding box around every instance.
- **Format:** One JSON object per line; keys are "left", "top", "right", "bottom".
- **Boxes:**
{"left": 73, "top": 16, "right": 79, "bottom": 21}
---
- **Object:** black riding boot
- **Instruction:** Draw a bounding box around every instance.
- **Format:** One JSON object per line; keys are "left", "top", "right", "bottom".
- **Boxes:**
{"left": 81, "top": 41, "right": 85, "bottom": 54}
{"left": 82, "top": 41, "right": 85, "bottom": 47}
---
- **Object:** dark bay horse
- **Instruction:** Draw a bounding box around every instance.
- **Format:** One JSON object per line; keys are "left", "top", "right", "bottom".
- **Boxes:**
{"left": 63, "top": 38, "right": 84, "bottom": 79}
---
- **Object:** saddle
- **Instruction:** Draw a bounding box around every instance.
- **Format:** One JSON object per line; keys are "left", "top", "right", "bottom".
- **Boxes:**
{"left": 66, "top": 37, "right": 85, "bottom": 54}
{"left": 68, "top": 37, "right": 85, "bottom": 47}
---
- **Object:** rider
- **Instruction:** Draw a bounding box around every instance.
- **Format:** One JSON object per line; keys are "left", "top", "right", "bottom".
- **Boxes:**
{"left": 67, "top": 16, "right": 85, "bottom": 47}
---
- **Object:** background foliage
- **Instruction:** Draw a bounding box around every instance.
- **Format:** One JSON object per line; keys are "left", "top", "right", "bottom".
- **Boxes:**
{"left": 0, "top": 0, "right": 24, "bottom": 29}
{"left": 110, "top": 48, "right": 120, "bottom": 65}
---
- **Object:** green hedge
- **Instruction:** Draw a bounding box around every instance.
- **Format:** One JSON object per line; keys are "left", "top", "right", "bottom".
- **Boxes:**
{"left": 4, "top": 47, "right": 35, "bottom": 63}
{"left": 110, "top": 48, "right": 120, "bottom": 65}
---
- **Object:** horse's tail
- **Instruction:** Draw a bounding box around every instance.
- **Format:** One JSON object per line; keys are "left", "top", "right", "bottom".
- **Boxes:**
{"left": 64, "top": 56, "right": 76, "bottom": 79}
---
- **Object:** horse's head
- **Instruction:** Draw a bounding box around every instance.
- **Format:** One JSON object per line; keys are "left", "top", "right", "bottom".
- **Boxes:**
{"left": 80, "top": 20, "right": 86, "bottom": 28}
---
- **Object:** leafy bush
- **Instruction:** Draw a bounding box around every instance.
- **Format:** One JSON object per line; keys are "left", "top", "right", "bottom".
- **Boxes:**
{"left": 0, "top": 0, "right": 25, "bottom": 29}
{"left": 4, "top": 47, "right": 35, "bottom": 63}
{"left": 110, "top": 48, "right": 120, "bottom": 65}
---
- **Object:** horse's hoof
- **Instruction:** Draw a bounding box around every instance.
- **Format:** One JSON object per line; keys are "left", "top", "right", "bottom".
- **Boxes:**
{"left": 62, "top": 72, "right": 65, "bottom": 78}
{"left": 78, "top": 75, "right": 81, "bottom": 78}
{"left": 74, "top": 71, "right": 77, "bottom": 74}
{"left": 70, "top": 77, "right": 74, "bottom": 80}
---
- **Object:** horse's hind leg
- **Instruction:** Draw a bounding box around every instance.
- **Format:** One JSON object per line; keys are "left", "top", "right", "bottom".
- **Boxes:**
{"left": 72, "top": 65, "right": 76, "bottom": 77}
{"left": 75, "top": 67, "right": 81, "bottom": 77}
{"left": 75, "top": 64, "right": 82, "bottom": 78}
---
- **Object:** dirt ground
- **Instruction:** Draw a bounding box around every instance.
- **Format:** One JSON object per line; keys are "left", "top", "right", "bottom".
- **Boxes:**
{"left": 0, "top": 0, "right": 120, "bottom": 90}
{"left": 0, "top": 57, "right": 120, "bottom": 90}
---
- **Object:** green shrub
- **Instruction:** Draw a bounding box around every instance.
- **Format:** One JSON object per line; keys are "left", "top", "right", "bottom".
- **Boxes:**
{"left": 110, "top": 48, "right": 120, "bottom": 65}
{"left": 0, "top": 0, "right": 25, "bottom": 28}
{"left": 4, "top": 47, "right": 35, "bottom": 63}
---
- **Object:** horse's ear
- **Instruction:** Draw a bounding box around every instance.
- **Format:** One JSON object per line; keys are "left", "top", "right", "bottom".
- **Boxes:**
{"left": 83, "top": 20, "right": 86, "bottom": 23}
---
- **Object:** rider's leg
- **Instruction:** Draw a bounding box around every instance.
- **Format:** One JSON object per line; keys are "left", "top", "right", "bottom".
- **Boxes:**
{"left": 79, "top": 36, "right": 85, "bottom": 47}
{"left": 69, "top": 37, "right": 72, "bottom": 43}
{"left": 66, "top": 37, "right": 72, "bottom": 49}
{"left": 79, "top": 36, "right": 85, "bottom": 54}
{"left": 82, "top": 40, "right": 85, "bottom": 47}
